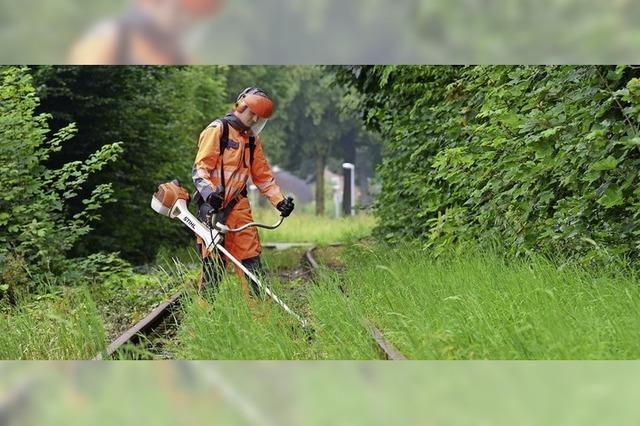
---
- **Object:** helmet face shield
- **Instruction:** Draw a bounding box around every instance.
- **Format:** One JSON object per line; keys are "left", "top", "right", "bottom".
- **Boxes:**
{"left": 251, "top": 117, "right": 268, "bottom": 135}
{"left": 235, "top": 87, "right": 274, "bottom": 134}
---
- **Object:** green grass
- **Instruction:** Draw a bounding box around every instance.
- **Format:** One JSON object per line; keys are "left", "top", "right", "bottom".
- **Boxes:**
{"left": 252, "top": 208, "right": 375, "bottom": 244}
{"left": 0, "top": 287, "right": 106, "bottom": 359}
{"left": 314, "top": 244, "right": 640, "bottom": 359}
{"left": 306, "top": 270, "right": 381, "bottom": 359}
{"left": 173, "top": 244, "right": 382, "bottom": 360}
{"left": 9, "top": 227, "right": 637, "bottom": 360}
{"left": 261, "top": 247, "right": 308, "bottom": 270}
{"left": 176, "top": 242, "right": 640, "bottom": 360}
{"left": 174, "top": 278, "right": 311, "bottom": 360}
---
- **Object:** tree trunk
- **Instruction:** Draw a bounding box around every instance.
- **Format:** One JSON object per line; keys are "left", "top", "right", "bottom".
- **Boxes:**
{"left": 315, "top": 153, "right": 325, "bottom": 216}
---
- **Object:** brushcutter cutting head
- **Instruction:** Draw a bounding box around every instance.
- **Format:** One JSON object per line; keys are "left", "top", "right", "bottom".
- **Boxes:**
{"left": 151, "top": 180, "right": 191, "bottom": 217}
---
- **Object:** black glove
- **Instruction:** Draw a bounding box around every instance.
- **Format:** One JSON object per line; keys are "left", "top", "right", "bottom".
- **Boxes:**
{"left": 198, "top": 186, "right": 224, "bottom": 225}
{"left": 276, "top": 196, "right": 295, "bottom": 217}
{"left": 206, "top": 188, "right": 224, "bottom": 212}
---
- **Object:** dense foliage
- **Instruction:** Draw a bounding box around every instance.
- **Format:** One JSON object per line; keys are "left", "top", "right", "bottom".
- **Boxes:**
{"left": 32, "top": 66, "right": 228, "bottom": 263}
{"left": 338, "top": 65, "right": 640, "bottom": 261}
{"left": 0, "top": 66, "right": 121, "bottom": 296}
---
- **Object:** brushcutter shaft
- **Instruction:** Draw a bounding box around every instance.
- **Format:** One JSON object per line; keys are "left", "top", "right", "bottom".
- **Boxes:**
{"left": 215, "top": 244, "right": 307, "bottom": 327}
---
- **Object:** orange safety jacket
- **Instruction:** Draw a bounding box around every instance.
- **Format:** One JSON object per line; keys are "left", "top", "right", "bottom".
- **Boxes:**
{"left": 192, "top": 117, "right": 284, "bottom": 260}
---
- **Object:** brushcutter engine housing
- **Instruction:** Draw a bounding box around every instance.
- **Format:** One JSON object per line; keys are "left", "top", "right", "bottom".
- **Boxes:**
{"left": 151, "top": 180, "right": 223, "bottom": 247}
{"left": 151, "top": 180, "right": 190, "bottom": 217}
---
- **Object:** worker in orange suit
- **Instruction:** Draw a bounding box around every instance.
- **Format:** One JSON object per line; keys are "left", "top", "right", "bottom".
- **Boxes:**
{"left": 68, "top": 0, "right": 222, "bottom": 64}
{"left": 193, "top": 87, "right": 295, "bottom": 298}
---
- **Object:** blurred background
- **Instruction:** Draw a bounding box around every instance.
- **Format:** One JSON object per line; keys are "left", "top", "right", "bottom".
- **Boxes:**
{"left": 0, "top": 0, "right": 639, "bottom": 64}
{"left": 2, "top": 361, "right": 640, "bottom": 426}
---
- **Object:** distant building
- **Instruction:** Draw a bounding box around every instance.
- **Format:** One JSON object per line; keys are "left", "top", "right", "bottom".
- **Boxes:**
{"left": 273, "top": 166, "right": 314, "bottom": 203}
{"left": 249, "top": 166, "right": 313, "bottom": 206}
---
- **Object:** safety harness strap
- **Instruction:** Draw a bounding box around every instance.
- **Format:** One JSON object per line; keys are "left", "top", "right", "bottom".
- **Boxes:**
{"left": 219, "top": 119, "right": 229, "bottom": 193}
{"left": 200, "top": 118, "right": 252, "bottom": 225}
{"left": 248, "top": 136, "right": 256, "bottom": 165}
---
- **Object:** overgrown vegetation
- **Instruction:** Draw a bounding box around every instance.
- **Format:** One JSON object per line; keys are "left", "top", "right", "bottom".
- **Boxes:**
{"left": 174, "top": 243, "right": 640, "bottom": 360}
{"left": 0, "top": 287, "right": 106, "bottom": 359}
{"left": 0, "top": 66, "right": 121, "bottom": 299}
{"left": 315, "top": 244, "right": 640, "bottom": 359}
{"left": 336, "top": 65, "right": 640, "bottom": 262}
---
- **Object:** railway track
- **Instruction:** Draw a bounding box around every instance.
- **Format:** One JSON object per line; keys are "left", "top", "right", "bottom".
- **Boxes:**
{"left": 95, "top": 243, "right": 407, "bottom": 360}
{"left": 93, "top": 292, "right": 182, "bottom": 360}
{"left": 302, "top": 246, "right": 407, "bottom": 361}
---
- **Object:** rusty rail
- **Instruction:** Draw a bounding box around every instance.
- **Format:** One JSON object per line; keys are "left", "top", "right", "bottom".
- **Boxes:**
{"left": 304, "top": 245, "right": 408, "bottom": 361}
{"left": 365, "top": 321, "right": 407, "bottom": 361}
{"left": 93, "top": 291, "right": 182, "bottom": 360}
{"left": 95, "top": 242, "right": 406, "bottom": 361}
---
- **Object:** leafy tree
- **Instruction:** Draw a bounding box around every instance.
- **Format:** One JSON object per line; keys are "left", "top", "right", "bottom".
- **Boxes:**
{"left": 281, "top": 69, "right": 348, "bottom": 214}
{"left": 32, "top": 66, "right": 227, "bottom": 263}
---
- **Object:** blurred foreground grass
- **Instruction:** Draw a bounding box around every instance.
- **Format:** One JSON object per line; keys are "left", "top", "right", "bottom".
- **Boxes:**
{"left": 7, "top": 361, "right": 640, "bottom": 426}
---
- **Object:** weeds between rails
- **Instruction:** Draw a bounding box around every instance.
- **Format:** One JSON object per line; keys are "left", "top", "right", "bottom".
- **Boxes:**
{"left": 98, "top": 244, "right": 405, "bottom": 360}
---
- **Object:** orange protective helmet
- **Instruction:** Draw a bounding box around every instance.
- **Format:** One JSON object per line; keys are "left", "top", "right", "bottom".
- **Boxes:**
{"left": 236, "top": 87, "right": 274, "bottom": 119}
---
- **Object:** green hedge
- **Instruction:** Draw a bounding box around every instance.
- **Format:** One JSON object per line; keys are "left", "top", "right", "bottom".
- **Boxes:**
{"left": 341, "top": 66, "right": 640, "bottom": 262}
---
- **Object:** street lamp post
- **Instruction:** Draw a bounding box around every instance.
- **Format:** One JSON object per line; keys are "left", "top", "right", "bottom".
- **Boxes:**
{"left": 342, "top": 163, "right": 355, "bottom": 216}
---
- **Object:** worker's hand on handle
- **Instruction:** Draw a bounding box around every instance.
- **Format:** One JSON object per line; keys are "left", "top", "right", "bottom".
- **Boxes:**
{"left": 276, "top": 196, "right": 295, "bottom": 217}
{"left": 198, "top": 186, "right": 224, "bottom": 226}
{"left": 207, "top": 186, "right": 224, "bottom": 212}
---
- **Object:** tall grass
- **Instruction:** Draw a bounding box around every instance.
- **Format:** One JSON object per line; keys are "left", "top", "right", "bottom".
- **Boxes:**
{"left": 313, "top": 244, "right": 640, "bottom": 359}
{"left": 306, "top": 270, "right": 381, "bottom": 359}
{"left": 0, "top": 287, "right": 106, "bottom": 359}
{"left": 252, "top": 208, "right": 375, "bottom": 244}
{"left": 174, "top": 277, "right": 311, "bottom": 360}
{"left": 174, "top": 275, "right": 382, "bottom": 359}
{"left": 171, "top": 242, "right": 640, "bottom": 360}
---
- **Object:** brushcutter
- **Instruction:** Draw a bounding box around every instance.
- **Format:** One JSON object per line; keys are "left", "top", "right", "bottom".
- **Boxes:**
{"left": 151, "top": 180, "right": 307, "bottom": 327}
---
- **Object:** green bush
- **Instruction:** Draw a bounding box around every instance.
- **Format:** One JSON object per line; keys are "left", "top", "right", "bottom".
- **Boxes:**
{"left": 31, "top": 66, "right": 228, "bottom": 264}
{"left": 338, "top": 65, "right": 640, "bottom": 262}
{"left": 0, "top": 66, "right": 122, "bottom": 296}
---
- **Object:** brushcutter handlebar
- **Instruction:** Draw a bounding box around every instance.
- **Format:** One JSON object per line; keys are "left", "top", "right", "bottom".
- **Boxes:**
{"left": 215, "top": 196, "right": 293, "bottom": 233}
{"left": 216, "top": 216, "right": 285, "bottom": 234}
